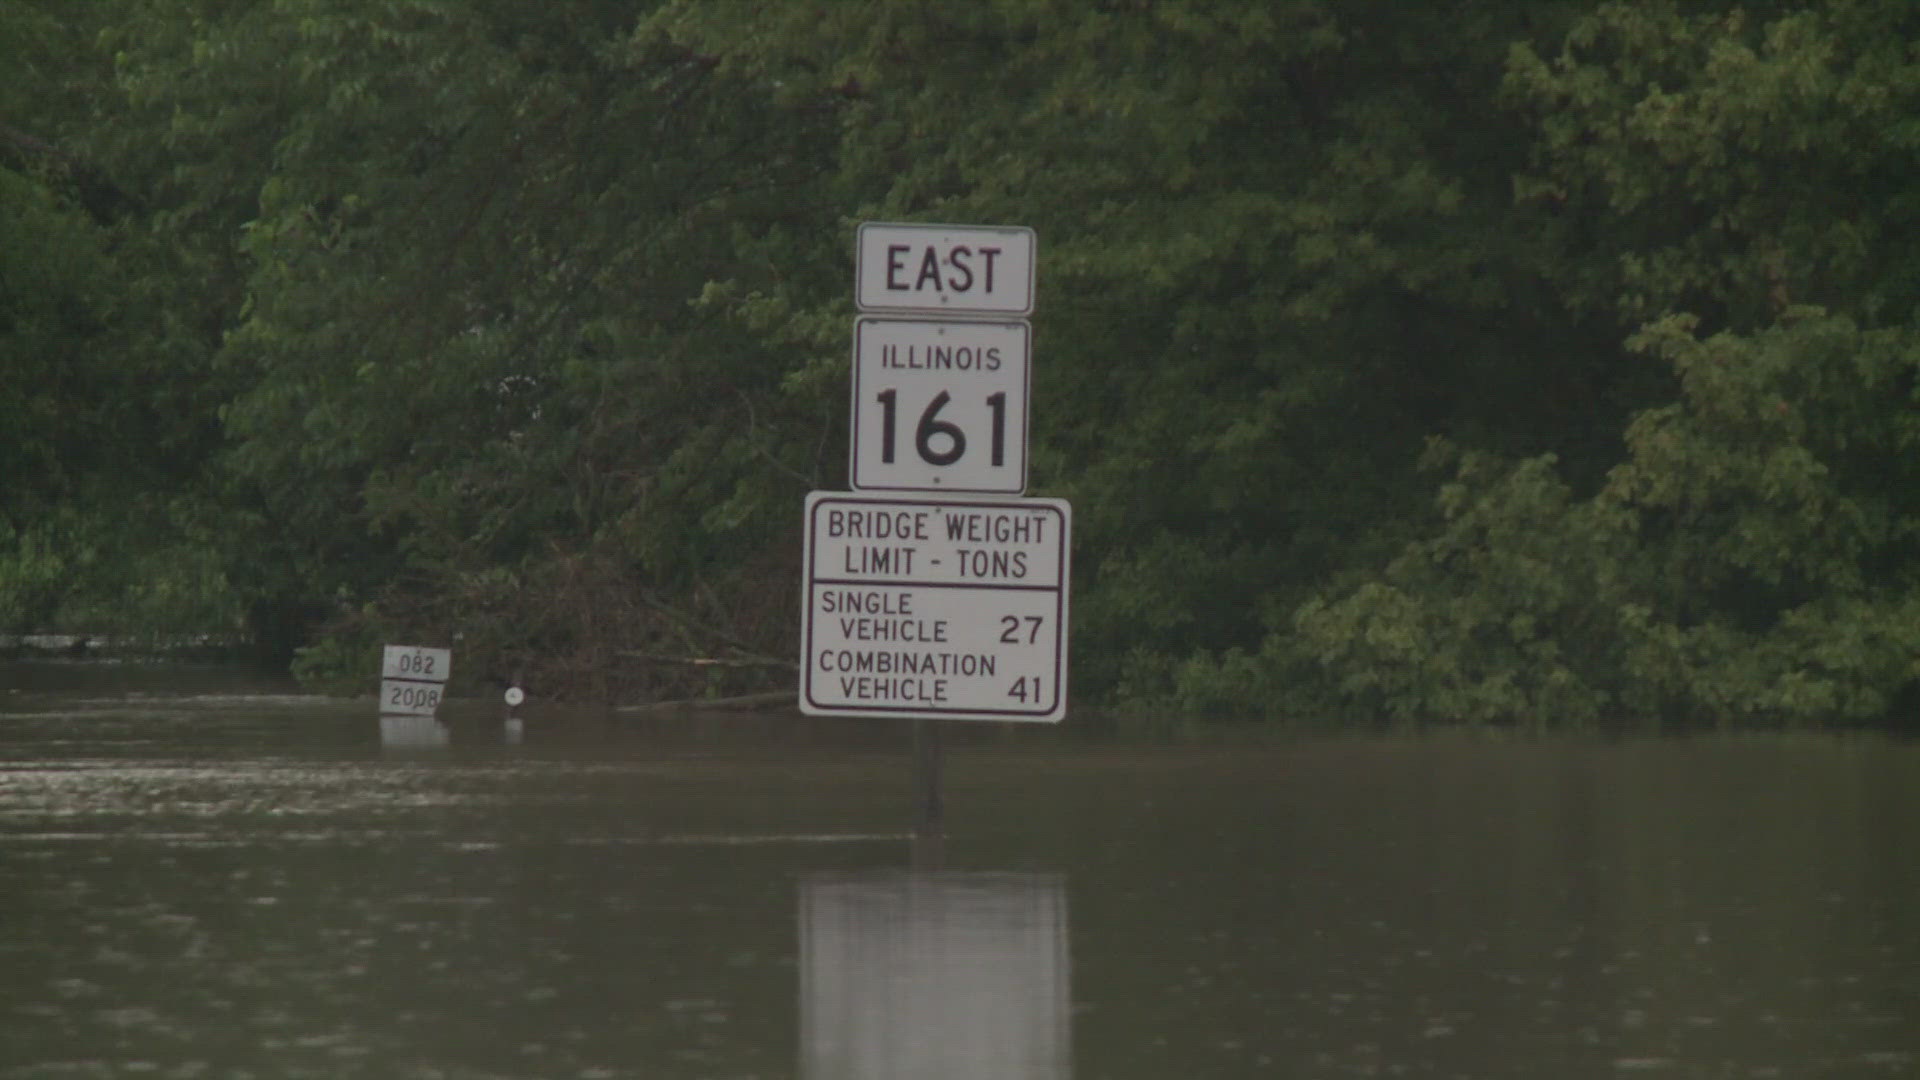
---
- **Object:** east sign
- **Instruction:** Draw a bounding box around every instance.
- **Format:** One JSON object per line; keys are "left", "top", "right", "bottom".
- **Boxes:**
{"left": 855, "top": 223, "right": 1036, "bottom": 317}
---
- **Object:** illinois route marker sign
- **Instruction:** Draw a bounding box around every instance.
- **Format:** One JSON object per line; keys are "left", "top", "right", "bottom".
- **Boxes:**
{"left": 850, "top": 316, "right": 1030, "bottom": 495}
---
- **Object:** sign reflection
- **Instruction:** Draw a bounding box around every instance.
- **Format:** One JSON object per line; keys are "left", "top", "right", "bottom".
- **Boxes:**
{"left": 800, "top": 870, "right": 1070, "bottom": 1079}
{"left": 378, "top": 713, "right": 449, "bottom": 750}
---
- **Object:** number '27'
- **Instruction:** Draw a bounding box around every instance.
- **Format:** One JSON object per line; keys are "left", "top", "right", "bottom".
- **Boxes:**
{"left": 1000, "top": 615, "right": 1043, "bottom": 644}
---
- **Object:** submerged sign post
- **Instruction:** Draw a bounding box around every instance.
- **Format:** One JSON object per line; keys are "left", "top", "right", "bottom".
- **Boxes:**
{"left": 802, "top": 222, "right": 1068, "bottom": 727}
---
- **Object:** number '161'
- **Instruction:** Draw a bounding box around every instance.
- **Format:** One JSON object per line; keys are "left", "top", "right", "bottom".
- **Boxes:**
{"left": 875, "top": 390, "right": 1007, "bottom": 468}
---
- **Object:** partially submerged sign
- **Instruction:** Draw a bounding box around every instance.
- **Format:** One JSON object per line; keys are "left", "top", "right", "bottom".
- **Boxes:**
{"left": 800, "top": 492, "right": 1070, "bottom": 722}
{"left": 809, "top": 219, "right": 1067, "bottom": 725}
{"left": 380, "top": 644, "right": 451, "bottom": 717}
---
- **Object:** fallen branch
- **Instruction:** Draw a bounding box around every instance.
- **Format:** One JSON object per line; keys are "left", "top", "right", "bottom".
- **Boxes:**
{"left": 618, "top": 650, "right": 797, "bottom": 669}
{"left": 637, "top": 594, "right": 769, "bottom": 660}
{"left": 614, "top": 689, "right": 796, "bottom": 714}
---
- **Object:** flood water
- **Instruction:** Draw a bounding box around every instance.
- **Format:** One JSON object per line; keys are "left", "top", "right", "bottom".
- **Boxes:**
{"left": 3, "top": 661, "right": 1918, "bottom": 1078}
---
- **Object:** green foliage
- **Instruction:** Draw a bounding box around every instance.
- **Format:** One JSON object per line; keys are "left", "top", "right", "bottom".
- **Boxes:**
{"left": 652, "top": 0, "right": 1618, "bottom": 709}
{"left": 1287, "top": 312, "right": 1920, "bottom": 728}
{"left": 0, "top": 490, "right": 242, "bottom": 643}
{"left": 1, "top": 1, "right": 244, "bottom": 645}
{"left": 86, "top": 0, "right": 844, "bottom": 688}
{"left": 1605, "top": 314, "right": 1920, "bottom": 724}
{"left": 9, "top": 0, "right": 1920, "bottom": 727}
{"left": 0, "top": 167, "right": 110, "bottom": 508}
{"left": 1505, "top": 0, "right": 1920, "bottom": 330}
{"left": 1289, "top": 446, "right": 1627, "bottom": 726}
{"left": 288, "top": 622, "right": 383, "bottom": 695}
{"left": 1148, "top": 1, "right": 1920, "bottom": 729}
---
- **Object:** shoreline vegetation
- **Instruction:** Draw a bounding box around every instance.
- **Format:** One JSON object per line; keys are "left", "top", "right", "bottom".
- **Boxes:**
{"left": 0, "top": 633, "right": 254, "bottom": 663}
{"left": 4, "top": 650, "right": 1913, "bottom": 750}
{"left": 9, "top": 2, "right": 1920, "bottom": 733}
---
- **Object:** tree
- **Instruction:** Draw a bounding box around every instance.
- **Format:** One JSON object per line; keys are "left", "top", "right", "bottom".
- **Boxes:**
{"left": 22, "top": 0, "right": 1917, "bottom": 728}
{"left": 1288, "top": 0, "right": 1920, "bottom": 727}
{"left": 648, "top": 1, "right": 1613, "bottom": 711}
{"left": 90, "top": 0, "right": 845, "bottom": 689}
{"left": 1, "top": 0, "right": 241, "bottom": 644}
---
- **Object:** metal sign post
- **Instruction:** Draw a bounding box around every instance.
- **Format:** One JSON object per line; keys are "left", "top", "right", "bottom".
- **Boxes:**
{"left": 806, "top": 221, "right": 1067, "bottom": 843}
{"left": 912, "top": 718, "right": 944, "bottom": 850}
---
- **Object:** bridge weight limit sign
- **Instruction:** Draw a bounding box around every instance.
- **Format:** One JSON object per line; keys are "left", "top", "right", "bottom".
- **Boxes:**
{"left": 801, "top": 492, "right": 1069, "bottom": 722}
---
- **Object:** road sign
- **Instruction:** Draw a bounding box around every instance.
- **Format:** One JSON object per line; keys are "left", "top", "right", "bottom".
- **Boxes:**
{"left": 382, "top": 645, "right": 450, "bottom": 682}
{"left": 380, "top": 644, "right": 450, "bottom": 717}
{"left": 856, "top": 223, "right": 1036, "bottom": 317}
{"left": 380, "top": 680, "right": 445, "bottom": 716}
{"left": 851, "top": 317, "right": 1029, "bottom": 495}
{"left": 800, "top": 491, "right": 1069, "bottom": 722}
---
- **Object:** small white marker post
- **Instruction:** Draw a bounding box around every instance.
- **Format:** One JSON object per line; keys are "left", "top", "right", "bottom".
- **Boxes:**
{"left": 502, "top": 685, "right": 525, "bottom": 745}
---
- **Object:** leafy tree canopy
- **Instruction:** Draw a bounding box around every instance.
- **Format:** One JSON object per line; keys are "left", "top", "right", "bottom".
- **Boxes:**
{"left": 7, "top": 0, "right": 1919, "bottom": 728}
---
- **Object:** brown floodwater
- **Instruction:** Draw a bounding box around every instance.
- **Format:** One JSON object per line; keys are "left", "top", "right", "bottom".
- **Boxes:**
{"left": 2, "top": 660, "right": 1917, "bottom": 1078}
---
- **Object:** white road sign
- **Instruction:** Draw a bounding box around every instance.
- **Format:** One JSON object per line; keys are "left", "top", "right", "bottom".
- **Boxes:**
{"left": 801, "top": 492, "right": 1070, "bottom": 722}
{"left": 380, "top": 680, "right": 446, "bottom": 716}
{"left": 850, "top": 317, "right": 1029, "bottom": 495}
{"left": 382, "top": 645, "right": 451, "bottom": 682}
{"left": 381, "top": 644, "right": 450, "bottom": 717}
{"left": 856, "top": 223, "right": 1036, "bottom": 317}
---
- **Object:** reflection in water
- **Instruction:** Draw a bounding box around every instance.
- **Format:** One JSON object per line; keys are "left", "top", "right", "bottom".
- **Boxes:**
{"left": 378, "top": 713, "right": 449, "bottom": 750}
{"left": 378, "top": 714, "right": 528, "bottom": 751}
{"left": 7, "top": 664, "right": 1920, "bottom": 1078}
{"left": 801, "top": 871, "right": 1070, "bottom": 1080}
